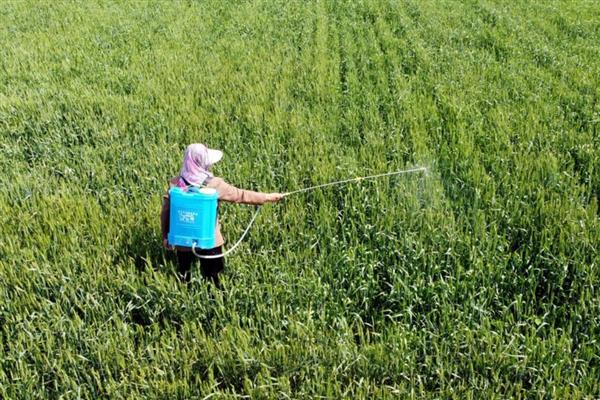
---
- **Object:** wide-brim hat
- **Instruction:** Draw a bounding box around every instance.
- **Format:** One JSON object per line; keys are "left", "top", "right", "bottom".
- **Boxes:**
{"left": 206, "top": 147, "right": 223, "bottom": 166}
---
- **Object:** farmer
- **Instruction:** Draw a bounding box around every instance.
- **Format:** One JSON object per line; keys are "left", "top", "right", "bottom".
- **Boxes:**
{"left": 161, "top": 143, "right": 283, "bottom": 287}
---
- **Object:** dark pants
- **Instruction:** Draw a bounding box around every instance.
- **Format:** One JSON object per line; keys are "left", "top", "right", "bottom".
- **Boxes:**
{"left": 177, "top": 246, "right": 224, "bottom": 287}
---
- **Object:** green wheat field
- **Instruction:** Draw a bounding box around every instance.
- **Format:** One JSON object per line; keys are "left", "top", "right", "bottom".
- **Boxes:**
{"left": 1, "top": 0, "right": 599, "bottom": 398}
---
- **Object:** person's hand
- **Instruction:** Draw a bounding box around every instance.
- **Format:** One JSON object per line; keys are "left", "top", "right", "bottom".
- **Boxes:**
{"left": 163, "top": 238, "right": 173, "bottom": 250}
{"left": 265, "top": 193, "right": 284, "bottom": 203}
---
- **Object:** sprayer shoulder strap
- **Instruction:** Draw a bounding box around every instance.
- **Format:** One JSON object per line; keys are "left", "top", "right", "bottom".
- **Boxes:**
{"left": 180, "top": 175, "right": 207, "bottom": 190}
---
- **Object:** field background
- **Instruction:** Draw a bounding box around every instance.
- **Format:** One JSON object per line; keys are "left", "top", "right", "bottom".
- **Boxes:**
{"left": 1, "top": 0, "right": 599, "bottom": 398}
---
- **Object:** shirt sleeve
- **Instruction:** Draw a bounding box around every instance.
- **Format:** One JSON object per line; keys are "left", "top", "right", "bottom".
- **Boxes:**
{"left": 160, "top": 191, "right": 170, "bottom": 240}
{"left": 161, "top": 177, "right": 179, "bottom": 240}
{"left": 207, "top": 178, "right": 269, "bottom": 205}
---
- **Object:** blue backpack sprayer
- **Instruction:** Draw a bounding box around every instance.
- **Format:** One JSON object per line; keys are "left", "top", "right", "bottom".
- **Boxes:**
{"left": 168, "top": 186, "right": 219, "bottom": 249}
{"left": 167, "top": 166, "right": 428, "bottom": 259}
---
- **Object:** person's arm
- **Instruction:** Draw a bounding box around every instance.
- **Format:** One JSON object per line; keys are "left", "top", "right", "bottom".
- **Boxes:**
{"left": 160, "top": 192, "right": 171, "bottom": 248}
{"left": 208, "top": 178, "right": 283, "bottom": 205}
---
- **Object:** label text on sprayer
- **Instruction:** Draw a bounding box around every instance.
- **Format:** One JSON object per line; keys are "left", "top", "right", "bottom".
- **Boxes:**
{"left": 178, "top": 210, "right": 197, "bottom": 224}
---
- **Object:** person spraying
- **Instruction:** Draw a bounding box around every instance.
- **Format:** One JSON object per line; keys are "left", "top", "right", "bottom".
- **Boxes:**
{"left": 161, "top": 143, "right": 283, "bottom": 286}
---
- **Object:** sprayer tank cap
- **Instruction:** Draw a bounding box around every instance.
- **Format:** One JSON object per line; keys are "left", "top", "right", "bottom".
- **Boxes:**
{"left": 199, "top": 187, "right": 217, "bottom": 195}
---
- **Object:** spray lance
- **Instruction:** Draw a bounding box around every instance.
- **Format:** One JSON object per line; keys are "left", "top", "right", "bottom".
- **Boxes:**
{"left": 166, "top": 166, "right": 428, "bottom": 259}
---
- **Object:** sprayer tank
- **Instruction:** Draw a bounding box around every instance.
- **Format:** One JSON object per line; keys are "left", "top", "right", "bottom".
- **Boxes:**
{"left": 167, "top": 186, "right": 218, "bottom": 249}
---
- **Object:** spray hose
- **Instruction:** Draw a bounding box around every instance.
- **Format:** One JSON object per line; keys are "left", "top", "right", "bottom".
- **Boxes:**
{"left": 191, "top": 166, "right": 427, "bottom": 259}
{"left": 192, "top": 205, "right": 262, "bottom": 259}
